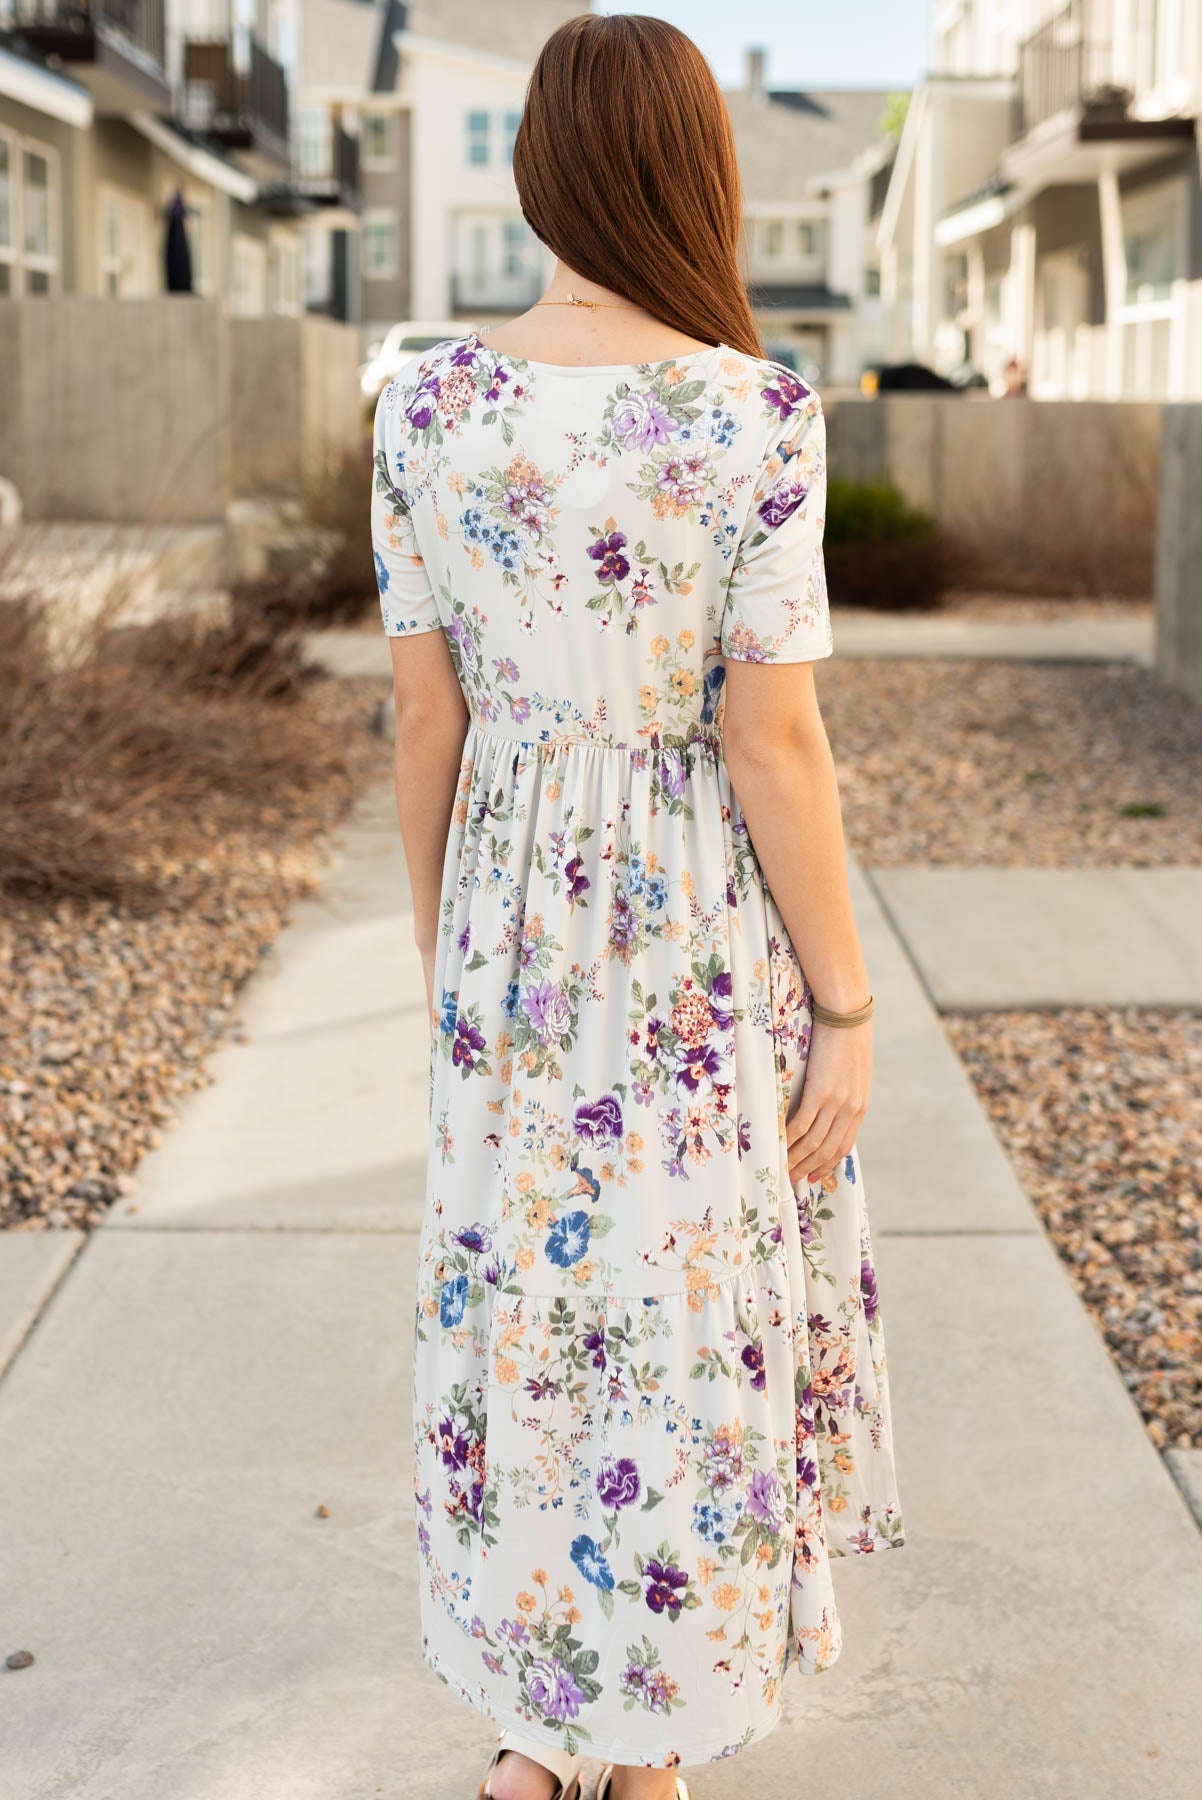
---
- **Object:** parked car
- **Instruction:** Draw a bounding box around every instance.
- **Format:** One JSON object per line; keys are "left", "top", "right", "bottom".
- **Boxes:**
{"left": 359, "top": 320, "right": 466, "bottom": 404}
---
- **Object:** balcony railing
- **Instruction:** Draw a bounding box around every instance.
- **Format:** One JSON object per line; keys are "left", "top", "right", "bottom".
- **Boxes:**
{"left": 183, "top": 33, "right": 289, "bottom": 168}
{"left": 1013, "top": 0, "right": 1122, "bottom": 139}
{"left": 297, "top": 123, "right": 359, "bottom": 207}
{"left": 4, "top": 0, "right": 165, "bottom": 77}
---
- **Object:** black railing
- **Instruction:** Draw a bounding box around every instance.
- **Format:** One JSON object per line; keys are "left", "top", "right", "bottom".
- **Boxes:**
{"left": 334, "top": 124, "right": 359, "bottom": 201}
{"left": 5, "top": 0, "right": 165, "bottom": 69}
{"left": 184, "top": 33, "right": 289, "bottom": 154}
{"left": 1014, "top": 0, "right": 1118, "bottom": 138}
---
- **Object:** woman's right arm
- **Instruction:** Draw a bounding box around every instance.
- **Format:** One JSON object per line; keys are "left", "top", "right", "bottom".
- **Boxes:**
{"left": 722, "top": 658, "right": 872, "bottom": 1189}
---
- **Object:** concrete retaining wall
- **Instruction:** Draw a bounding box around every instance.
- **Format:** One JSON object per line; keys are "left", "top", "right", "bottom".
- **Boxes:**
{"left": 228, "top": 316, "right": 363, "bottom": 502}
{"left": 1155, "top": 405, "right": 1202, "bottom": 706}
{"left": 826, "top": 394, "right": 1162, "bottom": 595}
{"left": 0, "top": 298, "right": 230, "bottom": 524}
{"left": 0, "top": 300, "right": 364, "bottom": 523}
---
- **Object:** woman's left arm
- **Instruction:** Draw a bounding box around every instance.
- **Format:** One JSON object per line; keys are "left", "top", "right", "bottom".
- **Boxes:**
{"left": 388, "top": 633, "right": 469, "bottom": 1016}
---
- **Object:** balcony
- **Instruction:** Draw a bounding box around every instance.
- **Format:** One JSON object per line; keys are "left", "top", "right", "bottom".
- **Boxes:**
{"left": 183, "top": 34, "right": 289, "bottom": 178}
{"left": 3, "top": 0, "right": 169, "bottom": 112}
{"left": 1013, "top": 1, "right": 1121, "bottom": 139}
{"left": 1005, "top": 0, "right": 1194, "bottom": 185}
{"left": 296, "top": 123, "right": 359, "bottom": 212}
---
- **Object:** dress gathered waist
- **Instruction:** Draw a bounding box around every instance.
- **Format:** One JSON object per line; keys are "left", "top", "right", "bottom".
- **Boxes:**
{"left": 465, "top": 713, "right": 725, "bottom": 757}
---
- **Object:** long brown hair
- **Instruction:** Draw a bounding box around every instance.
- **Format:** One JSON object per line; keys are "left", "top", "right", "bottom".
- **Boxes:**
{"left": 513, "top": 14, "right": 764, "bottom": 359}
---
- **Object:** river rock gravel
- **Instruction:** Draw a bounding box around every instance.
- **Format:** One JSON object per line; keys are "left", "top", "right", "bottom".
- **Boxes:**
{"left": 1, "top": 678, "right": 390, "bottom": 1231}
{"left": 817, "top": 657, "right": 1202, "bottom": 866}
{"left": 946, "top": 1008, "right": 1202, "bottom": 1451}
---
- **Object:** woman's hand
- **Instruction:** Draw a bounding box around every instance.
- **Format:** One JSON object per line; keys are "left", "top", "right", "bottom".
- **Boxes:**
{"left": 786, "top": 1021, "right": 872, "bottom": 1187}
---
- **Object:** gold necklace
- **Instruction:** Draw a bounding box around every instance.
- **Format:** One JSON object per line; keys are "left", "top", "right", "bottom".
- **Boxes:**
{"left": 534, "top": 290, "right": 642, "bottom": 311}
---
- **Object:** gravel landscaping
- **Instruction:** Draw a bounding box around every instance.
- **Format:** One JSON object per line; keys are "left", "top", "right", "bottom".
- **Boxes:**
{"left": 818, "top": 657, "right": 1202, "bottom": 866}
{"left": 1, "top": 678, "right": 389, "bottom": 1231}
{"left": 946, "top": 1008, "right": 1202, "bottom": 1451}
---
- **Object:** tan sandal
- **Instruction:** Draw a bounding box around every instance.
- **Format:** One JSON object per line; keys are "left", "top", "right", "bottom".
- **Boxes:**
{"left": 595, "top": 1767, "right": 690, "bottom": 1800}
{"left": 477, "top": 1740, "right": 583, "bottom": 1800}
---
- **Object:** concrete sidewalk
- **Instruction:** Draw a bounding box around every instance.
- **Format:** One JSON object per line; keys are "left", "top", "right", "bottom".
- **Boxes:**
{"left": 2, "top": 780, "right": 1201, "bottom": 1799}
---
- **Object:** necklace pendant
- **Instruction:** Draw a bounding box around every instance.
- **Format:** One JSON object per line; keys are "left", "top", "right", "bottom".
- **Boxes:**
{"left": 566, "top": 290, "right": 595, "bottom": 309}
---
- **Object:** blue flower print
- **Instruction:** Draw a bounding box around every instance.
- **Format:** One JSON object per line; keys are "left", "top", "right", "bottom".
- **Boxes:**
{"left": 439, "top": 1275, "right": 468, "bottom": 1328}
{"left": 440, "top": 990, "right": 459, "bottom": 1034}
{"left": 374, "top": 550, "right": 389, "bottom": 595}
{"left": 570, "top": 1534, "right": 615, "bottom": 1590}
{"left": 545, "top": 1209, "right": 591, "bottom": 1268}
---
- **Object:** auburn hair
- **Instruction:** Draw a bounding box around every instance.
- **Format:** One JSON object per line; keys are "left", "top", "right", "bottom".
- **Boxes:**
{"left": 512, "top": 14, "right": 764, "bottom": 360}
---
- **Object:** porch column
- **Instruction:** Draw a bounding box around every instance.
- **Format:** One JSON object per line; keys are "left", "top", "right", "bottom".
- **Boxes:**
{"left": 1007, "top": 210, "right": 1036, "bottom": 376}
{"left": 1098, "top": 169, "right": 1127, "bottom": 398}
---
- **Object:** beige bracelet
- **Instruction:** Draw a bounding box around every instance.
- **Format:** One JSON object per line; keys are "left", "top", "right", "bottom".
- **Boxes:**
{"left": 811, "top": 993, "right": 875, "bottom": 1028}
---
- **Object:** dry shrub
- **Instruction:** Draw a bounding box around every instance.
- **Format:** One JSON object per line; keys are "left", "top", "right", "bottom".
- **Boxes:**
{"left": 0, "top": 581, "right": 355, "bottom": 910}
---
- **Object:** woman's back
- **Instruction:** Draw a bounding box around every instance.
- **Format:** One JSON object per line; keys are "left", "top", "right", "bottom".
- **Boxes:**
{"left": 372, "top": 328, "right": 833, "bottom": 751}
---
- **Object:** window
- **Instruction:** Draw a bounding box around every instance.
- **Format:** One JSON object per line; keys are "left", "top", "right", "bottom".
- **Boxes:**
{"left": 502, "top": 109, "right": 522, "bottom": 165}
{"left": 466, "top": 110, "right": 489, "bottom": 167}
{"left": 503, "top": 218, "right": 532, "bottom": 277}
{"left": 303, "top": 226, "right": 332, "bottom": 308}
{"left": 298, "top": 103, "right": 332, "bottom": 179}
{"left": 1123, "top": 191, "right": 1179, "bottom": 306}
{"left": 0, "top": 133, "right": 13, "bottom": 296}
{"left": 763, "top": 219, "right": 782, "bottom": 256}
{"left": 470, "top": 223, "right": 487, "bottom": 280}
{"left": 362, "top": 113, "right": 393, "bottom": 168}
{"left": 188, "top": 195, "right": 211, "bottom": 297}
{"left": 230, "top": 234, "right": 268, "bottom": 316}
{"left": 98, "top": 185, "right": 151, "bottom": 298}
{"left": 362, "top": 210, "right": 397, "bottom": 280}
{"left": 268, "top": 229, "right": 300, "bottom": 315}
{"left": 864, "top": 263, "right": 881, "bottom": 298}
{"left": 797, "top": 221, "right": 815, "bottom": 256}
{"left": 1, "top": 137, "right": 60, "bottom": 295}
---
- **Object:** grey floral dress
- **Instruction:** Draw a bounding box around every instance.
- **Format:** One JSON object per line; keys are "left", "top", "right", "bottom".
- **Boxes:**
{"left": 371, "top": 330, "right": 905, "bottom": 1770}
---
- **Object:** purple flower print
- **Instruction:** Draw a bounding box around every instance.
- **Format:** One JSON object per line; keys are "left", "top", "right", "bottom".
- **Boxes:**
{"left": 493, "top": 655, "right": 520, "bottom": 683}
{"left": 574, "top": 1092, "right": 623, "bottom": 1144}
{"left": 659, "top": 748, "right": 687, "bottom": 800}
{"left": 762, "top": 369, "right": 809, "bottom": 420}
{"left": 452, "top": 1015, "right": 486, "bottom": 1070}
{"left": 564, "top": 854, "right": 591, "bottom": 901}
{"left": 746, "top": 1469, "right": 788, "bottom": 1535}
{"left": 588, "top": 530, "right": 630, "bottom": 583}
{"left": 452, "top": 1222, "right": 492, "bottom": 1254}
{"left": 644, "top": 1558, "right": 688, "bottom": 1616}
{"left": 758, "top": 478, "right": 808, "bottom": 531}
{"left": 675, "top": 1043, "right": 722, "bottom": 1092}
{"left": 612, "top": 389, "right": 675, "bottom": 451}
{"left": 583, "top": 1325, "right": 607, "bottom": 1370}
{"left": 797, "top": 1453, "right": 819, "bottom": 1492}
{"left": 437, "top": 1416, "right": 470, "bottom": 1471}
{"left": 523, "top": 979, "right": 573, "bottom": 1046}
{"left": 861, "top": 1256, "right": 879, "bottom": 1324}
{"left": 609, "top": 891, "right": 637, "bottom": 953}
{"left": 406, "top": 377, "right": 440, "bottom": 430}
{"left": 525, "top": 1656, "right": 585, "bottom": 1722}
{"left": 740, "top": 1339, "right": 766, "bottom": 1391}
{"left": 596, "top": 1453, "right": 642, "bottom": 1509}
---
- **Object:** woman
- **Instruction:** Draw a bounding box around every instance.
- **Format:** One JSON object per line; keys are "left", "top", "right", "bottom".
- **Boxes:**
{"left": 371, "top": 15, "right": 904, "bottom": 1799}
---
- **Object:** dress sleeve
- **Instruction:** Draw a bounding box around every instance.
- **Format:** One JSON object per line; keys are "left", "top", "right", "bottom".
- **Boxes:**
{"left": 720, "top": 389, "right": 834, "bottom": 665}
{"left": 371, "top": 379, "right": 441, "bottom": 638}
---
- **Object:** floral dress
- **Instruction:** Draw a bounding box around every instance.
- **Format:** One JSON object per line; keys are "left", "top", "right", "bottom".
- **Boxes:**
{"left": 371, "top": 330, "right": 904, "bottom": 1771}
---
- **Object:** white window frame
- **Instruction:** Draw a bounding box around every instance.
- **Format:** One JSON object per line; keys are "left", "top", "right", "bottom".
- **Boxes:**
{"left": 360, "top": 111, "right": 395, "bottom": 171}
{"left": 466, "top": 109, "right": 489, "bottom": 167}
{"left": 502, "top": 108, "right": 522, "bottom": 166}
{"left": 763, "top": 219, "right": 783, "bottom": 257}
{"left": 297, "top": 102, "right": 333, "bottom": 180}
{"left": 362, "top": 208, "right": 398, "bottom": 281}
{"left": 268, "top": 225, "right": 301, "bottom": 316}
{"left": 2, "top": 133, "right": 62, "bottom": 296}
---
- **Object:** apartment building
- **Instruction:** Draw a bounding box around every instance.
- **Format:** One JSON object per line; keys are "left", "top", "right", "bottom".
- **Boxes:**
{"left": 0, "top": 0, "right": 304, "bottom": 310}
{"left": 879, "top": 0, "right": 1202, "bottom": 397}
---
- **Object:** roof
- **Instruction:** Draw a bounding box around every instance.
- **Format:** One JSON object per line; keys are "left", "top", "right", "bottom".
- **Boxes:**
{"left": 749, "top": 281, "right": 853, "bottom": 313}
{"left": 724, "top": 85, "right": 896, "bottom": 201}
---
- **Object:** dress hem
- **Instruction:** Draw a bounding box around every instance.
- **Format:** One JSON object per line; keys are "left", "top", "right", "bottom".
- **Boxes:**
{"left": 423, "top": 1637, "right": 798, "bottom": 1769}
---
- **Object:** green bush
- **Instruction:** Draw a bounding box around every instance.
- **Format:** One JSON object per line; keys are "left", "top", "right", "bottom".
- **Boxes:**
{"left": 823, "top": 477, "right": 945, "bottom": 610}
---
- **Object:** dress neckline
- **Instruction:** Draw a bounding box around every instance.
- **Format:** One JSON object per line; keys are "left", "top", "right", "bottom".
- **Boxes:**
{"left": 466, "top": 327, "right": 728, "bottom": 377}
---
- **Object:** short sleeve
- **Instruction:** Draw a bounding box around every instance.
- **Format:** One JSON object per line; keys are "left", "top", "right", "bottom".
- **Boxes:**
{"left": 371, "top": 379, "right": 441, "bottom": 637}
{"left": 720, "top": 389, "right": 834, "bottom": 665}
